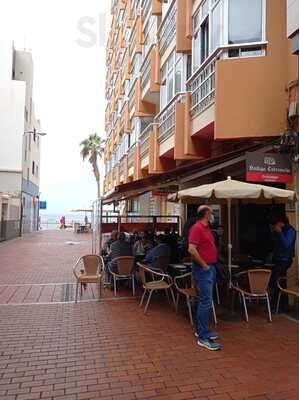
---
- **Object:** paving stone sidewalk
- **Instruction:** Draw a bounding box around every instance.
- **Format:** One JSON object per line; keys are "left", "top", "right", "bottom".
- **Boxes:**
{"left": 1, "top": 231, "right": 299, "bottom": 400}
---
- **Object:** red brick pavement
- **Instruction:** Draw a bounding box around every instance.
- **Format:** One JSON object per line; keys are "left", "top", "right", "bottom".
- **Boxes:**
{"left": 1, "top": 231, "right": 299, "bottom": 400}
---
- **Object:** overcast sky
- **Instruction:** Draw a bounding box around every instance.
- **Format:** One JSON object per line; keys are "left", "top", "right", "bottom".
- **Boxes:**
{"left": 0, "top": 0, "right": 110, "bottom": 214}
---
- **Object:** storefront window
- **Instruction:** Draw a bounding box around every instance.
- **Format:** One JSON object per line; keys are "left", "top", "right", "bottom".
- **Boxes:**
{"left": 228, "top": 0, "right": 263, "bottom": 44}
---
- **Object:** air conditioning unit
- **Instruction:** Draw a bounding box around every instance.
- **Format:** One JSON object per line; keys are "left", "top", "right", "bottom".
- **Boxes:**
{"left": 289, "top": 101, "right": 299, "bottom": 117}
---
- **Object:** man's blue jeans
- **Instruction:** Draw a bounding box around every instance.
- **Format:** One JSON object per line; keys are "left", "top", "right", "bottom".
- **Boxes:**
{"left": 192, "top": 263, "right": 216, "bottom": 340}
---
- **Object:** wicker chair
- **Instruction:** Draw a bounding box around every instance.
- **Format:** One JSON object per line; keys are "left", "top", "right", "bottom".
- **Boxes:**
{"left": 73, "top": 255, "right": 103, "bottom": 303}
{"left": 138, "top": 263, "right": 176, "bottom": 314}
{"left": 276, "top": 276, "right": 299, "bottom": 313}
{"left": 174, "top": 272, "right": 217, "bottom": 326}
{"left": 232, "top": 269, "right": 272, "bottom": 322}
{"left": 109, "top": 256, "right": 136, "bottom": 297}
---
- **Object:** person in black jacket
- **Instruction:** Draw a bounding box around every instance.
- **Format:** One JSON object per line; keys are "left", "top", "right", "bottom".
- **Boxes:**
{"left": 270, "top": 217, "right": 296, "bottom": 312}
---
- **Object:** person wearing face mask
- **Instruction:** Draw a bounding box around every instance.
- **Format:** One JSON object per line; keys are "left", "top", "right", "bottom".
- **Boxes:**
{"left": 188, "top": 205, "right": 221, "bottom": 351}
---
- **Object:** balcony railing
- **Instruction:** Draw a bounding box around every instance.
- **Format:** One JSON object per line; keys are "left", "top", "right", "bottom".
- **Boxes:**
{"left": 158, "top": 0, "right": 176, "bottom": 57}
{"left": 128, "top": 145, "right": 136, "bottom": 168}
{"left": 190, "top": 57, "right": 216, "bottom": 118}
{"left": 188, "top": 42, "right": 268, "bottom": 119}
{"left": 119, "top": 158, "right": 125, "bottom": 177}
{"left": 129, "top": 81, "right": 137, "bottom": 112}
{"left": 131, "top": 0, "right": 141, "bottom": 23}
{"left": 142, "top": 0, "right": 151, "bottom": 24}
{"left": 130, "top": 23, "right": 137, "bottom": 53}
{"left": 140, "top": 123, "right": 155, "bottom": 158}
{"left": 157, "top": 92, "right": 188, "bottom": 144}
{"left": 141, "top": 46, "right": 153, "bottom": 91}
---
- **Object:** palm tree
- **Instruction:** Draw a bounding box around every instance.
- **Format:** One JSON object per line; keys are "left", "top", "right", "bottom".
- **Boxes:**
{"left": 80, "top": 133, "right": 105, "bottom": 199}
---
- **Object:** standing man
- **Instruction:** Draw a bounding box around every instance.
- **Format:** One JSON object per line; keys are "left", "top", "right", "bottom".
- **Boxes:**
{"left": 271, "top": 216, "right": 296, "bottom": 312}
{"left": 188, "top": 206, "right": 221, "bottom": 351}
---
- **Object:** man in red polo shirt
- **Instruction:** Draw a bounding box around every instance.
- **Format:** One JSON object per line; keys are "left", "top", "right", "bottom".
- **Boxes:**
{"left": 189, "top": 205, "right": 221, "bottom": 351}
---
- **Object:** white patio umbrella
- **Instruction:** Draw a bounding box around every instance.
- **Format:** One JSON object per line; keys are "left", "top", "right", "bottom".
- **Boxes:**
{"left": 169, "top": 177, "right": 296, "bottom": 286}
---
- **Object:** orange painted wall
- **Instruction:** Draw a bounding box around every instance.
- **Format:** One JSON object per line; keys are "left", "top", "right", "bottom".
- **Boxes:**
{"left": 215, "top": 0, "right": 298, "bottom": 140}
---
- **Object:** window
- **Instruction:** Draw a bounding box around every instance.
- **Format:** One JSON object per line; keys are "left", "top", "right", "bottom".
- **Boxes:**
{"left": 212, "top": 1, "right": 221, "bottom": 51}
{"left": 36, "top": 165, "right": 39, "bottom": 177}
{"left": 32, "top": 161, "right": 35, "bottom": 175}
{"left": 201, "top": 17, "right": 209, "bottom": 63}
{"left": 228, "top": 0, "right": 263, "bottom": 44}
{"left": 160, "top": 52, "right": 187, "bottom": 109}
{"left": 192, "top": 0, "right": 265, "bottom": 72}
{"left": 127, "top": 199, "right": 139, "bottom": 213}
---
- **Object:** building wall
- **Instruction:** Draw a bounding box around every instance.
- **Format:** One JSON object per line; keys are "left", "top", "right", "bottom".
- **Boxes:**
{"left": 0, "top": 40, "right": 25, "bottom": 240}
{"left": 0, "top": 40, "right": 40, "bottom": 238}
{"left": 0, "top": 41, "right": 25, "bottom": 174}
{"left": 215, "top": 0, "right": 298, "bottom": 140}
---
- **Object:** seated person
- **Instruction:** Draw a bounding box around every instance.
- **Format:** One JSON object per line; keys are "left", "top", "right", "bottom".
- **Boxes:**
{"left": 103, "top": 230, "right": 118, "bottom": 255}
{"left": 143, "top": 234, "right": 170, "bottom": 271}
{"left": 130, "top": 230, "right": 140, "bottom": 246}
{"left": 133, "top": 232, "right": 154, "bottom": 256}
{"left": 109, "top": 232, "right": 133, "bottom": 273}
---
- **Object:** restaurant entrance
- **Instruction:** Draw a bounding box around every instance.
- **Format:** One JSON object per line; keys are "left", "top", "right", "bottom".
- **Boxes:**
{"left": 238, "top": 203, "right": 286, "bottom": 260}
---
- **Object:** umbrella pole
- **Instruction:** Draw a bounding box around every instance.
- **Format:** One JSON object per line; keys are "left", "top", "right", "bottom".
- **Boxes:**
{"left": 227, "top": 199, "right": 233, "bottom": 288}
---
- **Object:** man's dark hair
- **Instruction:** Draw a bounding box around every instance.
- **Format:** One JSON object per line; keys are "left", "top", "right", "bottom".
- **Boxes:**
{"left": 274, "top": 215, "right": 289, "bottom": 225}
{"left": 118, "top": 232, "right": 126, "bottom": 241}
{"left": 197, "top": 206, "right": 211, "bottom": 221}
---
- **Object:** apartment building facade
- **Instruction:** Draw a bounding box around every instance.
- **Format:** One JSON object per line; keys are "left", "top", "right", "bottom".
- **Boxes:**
{"left": 103, "top": 0, "right": 298, "bottom": 219}
{"left": 0, "top": 40, "right": 41, "bottom": 240}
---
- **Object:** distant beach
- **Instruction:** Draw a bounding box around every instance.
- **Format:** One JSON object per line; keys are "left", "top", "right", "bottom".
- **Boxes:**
{"left": 39, "top": 212, "right": 87, "bottom": 230}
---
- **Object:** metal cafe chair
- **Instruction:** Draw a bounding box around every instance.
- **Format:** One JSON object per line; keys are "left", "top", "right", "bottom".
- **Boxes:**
{"left": 73, "top": 255, "right": 103, "bottom": 303}
{"left": 137, "top": 263, "right": 176, "bottom": 314}
{"left": 232, "top": 269, "right": 272, "bottom": 322}
{"left": 276, "top": 276, "right": 299, "bottom": 313}
{"left": 108, "top": 256, "right": 136, "bottom": 297}
{"left": 174, "top": 272, "right": 217, "bottom": 326}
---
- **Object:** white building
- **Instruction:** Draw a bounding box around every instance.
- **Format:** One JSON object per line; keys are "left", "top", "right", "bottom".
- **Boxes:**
{"left": 0, "top": 40, "right": 41, "bottom": 240}
{"left": 287, "top": 0, "right": 299, "bottom": 54}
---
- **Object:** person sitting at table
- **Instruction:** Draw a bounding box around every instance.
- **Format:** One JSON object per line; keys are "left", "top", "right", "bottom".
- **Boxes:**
{"left": 143, "top": 234, "right": 170, "bottom": 271}
{"left": 164, "top": 227, "right": 180, "bottom": 263}
{"left": 133, "top": 232, "right": 153, "bottom": 257}
{"left": 103, "top": 230, "right": 118, "bottom": 255}
{"left": 109, "top": 232, "right": 133, "bottom": 273}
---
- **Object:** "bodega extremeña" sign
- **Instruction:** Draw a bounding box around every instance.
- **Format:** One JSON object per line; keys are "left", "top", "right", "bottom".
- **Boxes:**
{"left": 246, "top": 152, "right": 292, "bottom": 184}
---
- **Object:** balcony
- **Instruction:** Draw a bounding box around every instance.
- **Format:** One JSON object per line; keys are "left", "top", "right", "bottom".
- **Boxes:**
{"left": 158, "top": 93, "right": 187, "bottom": 144}
{"left": 128, "top": 145, "right": 136, "bottom": 177}
{"left": 158, "top": 0, "right": 192, "bottom": 58}
{"left": 141, "top": 48, "right": 151, "bottom": 91}
{"left": 131, "top": 0, "right": 141, "bottom": 24}
{"left": 129, "top": 79, "right": 137, "bottom": 117}
{"left": 141, "top": 45, "right": 160, "bottom": 102}
{"left": 190, "top": 55, "right": 217, "bottom": 118}
{"left": 142, "top": 0, "right": 162, "bottom": 21}
{"left": 188, "top": 42, "right": 270, "bottom": 139}
{"left": 140, "top": 123, "right": 155, "bottom": 169}
{"left": 158, "top": 0, "right": 176, "bottom": 57}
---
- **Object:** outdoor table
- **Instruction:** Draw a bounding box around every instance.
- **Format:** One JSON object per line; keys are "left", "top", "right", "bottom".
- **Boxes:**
{"left": 169, "top": 263, "right": 190, "bottom": 276}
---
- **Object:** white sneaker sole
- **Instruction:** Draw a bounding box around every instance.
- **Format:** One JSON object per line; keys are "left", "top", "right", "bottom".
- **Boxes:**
{"left": 197, "top": 340, "right": 221, "bottom": 351}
